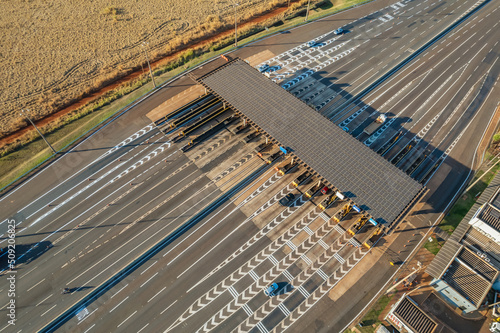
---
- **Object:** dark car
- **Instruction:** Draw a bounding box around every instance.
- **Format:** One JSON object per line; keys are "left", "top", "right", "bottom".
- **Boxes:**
{"left": 279, "top": 193, "right": 295, "bottom": 206}
{"left": 264, "top": 283, "right": 279, "bottom": 296}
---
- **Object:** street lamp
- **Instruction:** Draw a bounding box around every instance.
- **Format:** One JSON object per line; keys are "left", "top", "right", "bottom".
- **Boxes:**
{"left": 20, "top": 109, "right": 56, "bottom": 154}
{"left": 305, "top": 0, "right": 311, "bottom": 21}
{"left": 233, "top": 3, "right": 240, "bottom": 47}
{"left": 141, "top": 41, "right": 156, "bottom": 88}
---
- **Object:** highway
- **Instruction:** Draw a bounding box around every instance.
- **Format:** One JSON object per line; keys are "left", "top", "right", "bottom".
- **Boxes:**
{"left": 0, "top": 0, "right": 498, "bottom": 332}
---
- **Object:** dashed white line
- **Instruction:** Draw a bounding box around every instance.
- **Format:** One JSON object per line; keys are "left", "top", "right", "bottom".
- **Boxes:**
{"left": 117, "top": 310, "right": 137, "bottom": 328}
{"left": 140, "top": 272, "right": 158, "bottom": 288}
{"left": 111, "top": 284, "right": 128, "bottom": 298}
{"left": 160, "top": 300, "right": 178, "bottom": 314}
{"left": 148, "top": 286, "right": 167, "bottom": 303}
{"left": 110, "top": 296, "right": 129, "bottom": 313}
{"left": 27, "top": 278, "right": 45, "bottom": 292}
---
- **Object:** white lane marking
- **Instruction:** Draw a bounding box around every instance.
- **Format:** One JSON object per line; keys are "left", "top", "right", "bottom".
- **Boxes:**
{"left": 0, "top": 124, "right": 154, "bottom": 206}
{"left": 137, "top": 323, "right": 150, "bottom": 333}
{"left": 140, "top": 272, "right": 158, "bottom": 288}
{"left": 83, "top": 324, "right": 96, "bottom": 333}
{"left": 110, "top": 296, "right": 129, "bottom": 313}
{"left": 249, "top": 270, "right": 260, "bottom": 282}
{"left": 117, "top": 310, "right": 137, "bottom": 328}
{"left": 282, "top": 270, "right": 294, "bottom": 282}
{"left": 243, "top": 304, "right": 254, "bottom": 316}
{"left": 111, "top": 284, "right": 128, "bottom": 298}
{"left": 160, "top": 300, "right": 178, "bottom": 314}
{"left": 36, "top": 293, "right": 53, "bottom": 306}
{"left": 278, "top": 303, "right": 291, "bottom": 316}
{"left": 141, "top": 261, "right": 157, "bottom": 275}
{"left": 164, "top": 168, "right": 276, "bottom": 264}
{"left": 40, "top": 304, "right": 57, "bottom": 317}
{"left": 27, "top": 278, "right": 45, "bottom": 292}
{"left": 148, "top": 287, "right": 167, "bottom": 303}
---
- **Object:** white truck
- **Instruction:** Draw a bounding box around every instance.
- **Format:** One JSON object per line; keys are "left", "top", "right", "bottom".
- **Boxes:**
{"left": 363, "top": 114, "right": 387, "bottom": 135}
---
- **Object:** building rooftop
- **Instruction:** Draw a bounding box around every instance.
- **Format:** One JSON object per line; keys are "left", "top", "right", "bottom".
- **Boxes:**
{"left": 427, "top": 171, "right": 500, "bottom": 279}
{"left": 456, "top": 247, "right": 498, "bottom": 282}
{"left": 441, "top": 260, "right": 491, "bottom": 306}
{"left": 198, "top": 59, "right": 424, "bottom": 225}
{"left": 393, "top": 296, "right": 437, "bottom": 333}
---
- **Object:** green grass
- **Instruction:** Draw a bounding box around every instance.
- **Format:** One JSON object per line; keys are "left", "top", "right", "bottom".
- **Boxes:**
{"left": 439, "top": 161, "right": 500, "bottom": 234}
{"left": 0, "top": 0, "right": 374, "bottom": 192}
{"left": 354, "top": 294, "right": 393, "bottom": 333}
{"left": 423, "top": 235, "right": 444, "bottom": 255}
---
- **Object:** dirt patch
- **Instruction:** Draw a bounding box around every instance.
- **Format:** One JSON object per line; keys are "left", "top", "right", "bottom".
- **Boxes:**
{"left": 0, "top": 2, "right": 294, "bottom": 149}
{"left": 0, "top": 0, "right": 298, "bottom": 140}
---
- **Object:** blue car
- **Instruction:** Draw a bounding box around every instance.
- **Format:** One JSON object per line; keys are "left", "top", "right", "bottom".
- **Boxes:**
{"left": 264, "top": 283, "right": 279, "bottom": 296}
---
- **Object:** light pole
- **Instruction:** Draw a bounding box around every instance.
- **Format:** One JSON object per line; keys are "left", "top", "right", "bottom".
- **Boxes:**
{"left": 20, "top": 109, "right": 56, "bottom": 154}
{"left": 141, "top": 42, "right": 156, "bottom": 88}
{"left": 233, "top": 3, "right": 239, "bottom": 47}
{"left": 305, "top": 0, "right": 311, "bottom": 21}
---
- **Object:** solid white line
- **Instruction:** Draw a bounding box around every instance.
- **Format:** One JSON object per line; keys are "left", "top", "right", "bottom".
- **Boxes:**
{"left": 111, "top": 284, "right": 128, "bottom": 298}
{"left": 160, "top": 300, "right": 178, "bottom": 314}
{"left": 110, "top": 296, "right": 129, "bottom": 313}
{"left": 148, "top": 287, "right": 166, "bottom": 303}
{"left": 27, "top": 278, "right": 45, "bottom": 292}
{"left": 140, "top": 272, "right": 158, "bottom": 288}
{"left": 117, "top": 310, "right": 137, "bottom": 328}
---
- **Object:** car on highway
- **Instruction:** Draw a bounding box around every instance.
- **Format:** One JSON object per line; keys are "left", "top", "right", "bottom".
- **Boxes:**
{"left": 264, "top": 283, "right": 279, "bottom": 296}
{"left": 334, "top": 28, "right": 344, "bottom": 35}
{"left": 258, "top": 64, "right": 270, "bottom": 72}
{"left": 307, "top": 40, "right": 325, "bottom": 48}
{"left": 279, "top": 193, "right": 295, "bottom": 206}
{"left": 267, "top": 65, "right": 281, "bottom": 73}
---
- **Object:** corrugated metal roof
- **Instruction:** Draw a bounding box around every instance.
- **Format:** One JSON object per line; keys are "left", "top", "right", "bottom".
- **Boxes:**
{"left": 442, "top": 259, "right": 491, "bottom": 306}
{"left": 198, "top": 59, "right": 423, "bottom": 224}
{"left": 393, "top": 296, "right": 437, "bottom": 333}
{"left": 427, "top": 171, "right": 500, "bottom": 278}
{"left": 457, "top": 247, "right": 498, "bottom": 282}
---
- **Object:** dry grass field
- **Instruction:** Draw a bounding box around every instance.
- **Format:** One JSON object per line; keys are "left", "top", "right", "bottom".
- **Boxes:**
{"left": 0, "top": 0, "right": 287, "bottom": 138}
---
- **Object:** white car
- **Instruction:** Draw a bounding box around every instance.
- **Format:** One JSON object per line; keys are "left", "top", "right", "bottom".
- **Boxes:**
{"left": 334, "top": 28, "right": 344, "bottom": 35}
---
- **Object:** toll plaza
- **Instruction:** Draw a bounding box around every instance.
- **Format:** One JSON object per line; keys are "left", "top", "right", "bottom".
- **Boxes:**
{"left": 196, "top": 58, "right": 426, "bottom": 232}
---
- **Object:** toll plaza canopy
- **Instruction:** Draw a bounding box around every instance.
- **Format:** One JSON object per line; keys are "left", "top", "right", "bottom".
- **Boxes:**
{"left": 198, "top": 59, "right": 423, "bottom": 224}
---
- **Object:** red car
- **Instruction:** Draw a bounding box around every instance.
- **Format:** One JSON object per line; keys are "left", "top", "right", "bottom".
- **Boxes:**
{"left": 321, "top": 186, "right": 329, "bottom": 195}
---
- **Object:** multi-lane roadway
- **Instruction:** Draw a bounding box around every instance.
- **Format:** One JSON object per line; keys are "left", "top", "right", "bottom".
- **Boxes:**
{"left": 0, "top": 0, "right": 499, "bottom": 332}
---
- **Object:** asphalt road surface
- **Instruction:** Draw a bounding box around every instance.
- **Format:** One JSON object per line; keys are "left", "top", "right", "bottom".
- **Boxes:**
{"left": 0, "top": 0, "right": 498, "bottom": 332}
